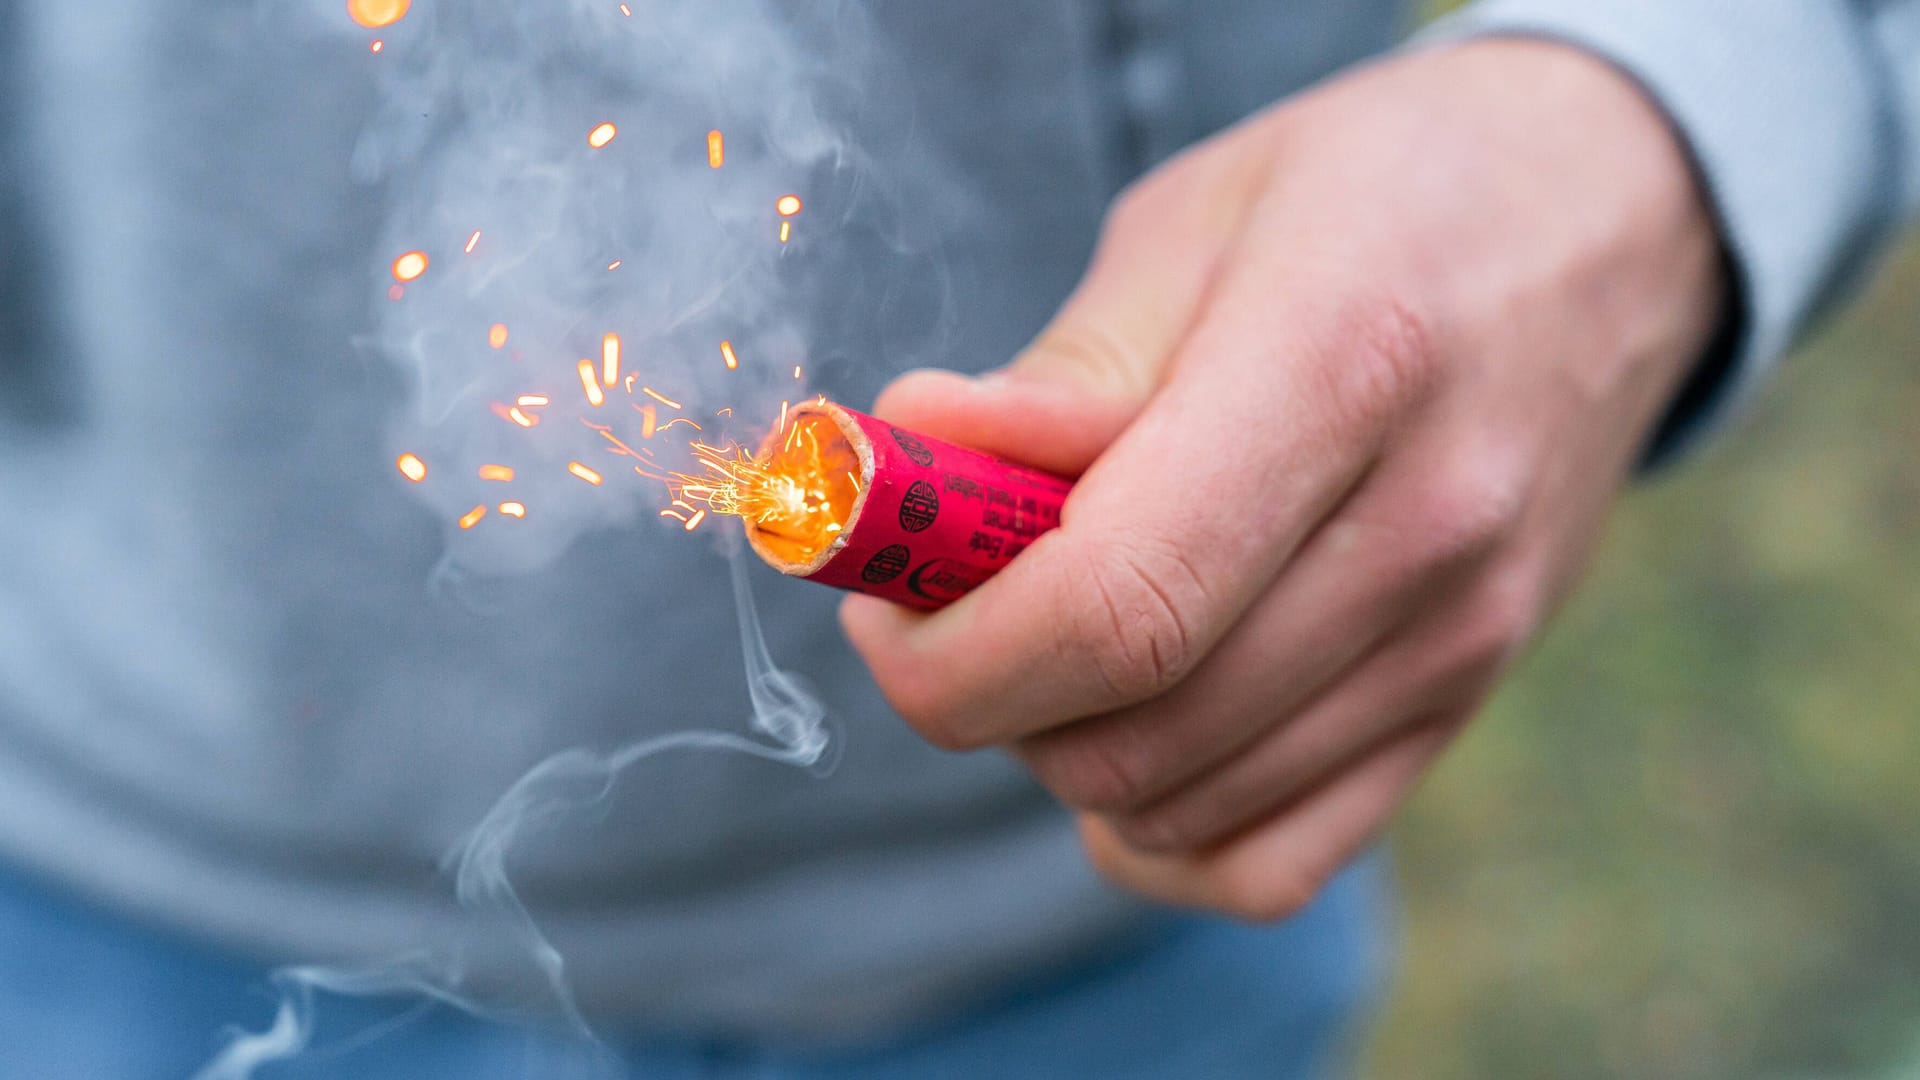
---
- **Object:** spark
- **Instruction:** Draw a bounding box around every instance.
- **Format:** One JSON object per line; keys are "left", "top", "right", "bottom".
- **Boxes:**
{"left": 587, "top": 122, "right": 617, "bottom": 149}
{"left": 601, "top": 333, "right": 620, "bottom": 387}
{"left": 391, "top": 250, "right": 428, "bottom": 282}
{"left": 387, "top": 284, "right": 405, "bottom": 301}
{"left": 716, "top": 407, "right": 733, "bottom": 418}
{"left": 488, "top": 323, "right": 509, "bottom": 349}
{"left": 582, "top": 419, "right": 648, "bottom": 465}
{"left": 777, "top": 400, "right": 789, "bottom": 432}
{"left": 636, "top": 403, "right": 657, "bottom": 438}
{"left": 369, "top": 39, "right": 384, "bottom": 53}
{"left": 607, "top": 260, "right": 622, "bottom": 271}
{"left": 708, "top": 130, "right": 725, "bottom": 168}
{"left": 568, "top": 462, "right": 604, "bottom": 486}
{"left": 776, "top": 195, "right": 803, "bottom": 217}
{"left": 660, "top": 508, "right": 689, "bottom": 524}
{"left": 624, "top": 373, "right": 637, "bottom": 394}
{"left": 665, "top": 416, "right": 859, "bottom": 560}
{"left": 507, "top": 407, "right": 537, "bottom": 428}
{"left": 515, "top": 394, "right": 549, "bottom": 408}
{"left": 395, "top": 454, "right": 427, "bottom": 482}
{"left": 498, "top": 501, "right": 527, "bottom": 519}
{"left": 659, "top": 417, "right": 701, "bottom": 433}
{"left": 347, "top": 0, "right": 411, "bottom": 30}
{"left": 780, "top": 221, "right": 791, "bottom": 244}
{"left": 720, "top": 340, "right": 739, "bottom": 371}
{"left": 457, "top": 505, "right": 487, "bottom": 530}
{"left": 792, "top": 364, "right": 802, "bottom": 379}
{"left": 640, "top": 387, "right": 682, "bottom": 410}
{"left": 619, "top": 2, "right": 632, "bottom": 14}
{"left": 464, "top": 230, "right": 481, "bottom": 254}
{"left": 684, "top": 509, "right": 707, "bottom": 531}
{"left": 577, "top": 359, "right": 604, "bottom": 407}
{"left": 478, "top": 464, "right": 515, "bottom": 482}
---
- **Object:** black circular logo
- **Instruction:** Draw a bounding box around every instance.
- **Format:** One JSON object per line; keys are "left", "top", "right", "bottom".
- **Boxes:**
{"left": 861, "top": 544, "right": 911, "bottom": 584}
{"left": 907, "top": 558, "right": 989, "bottom": 603}
{"left": 891, "top": 427, "right": 935, "bottom": 467}
{"left": 898, "top": 480, "right": 940, "bottom": 532}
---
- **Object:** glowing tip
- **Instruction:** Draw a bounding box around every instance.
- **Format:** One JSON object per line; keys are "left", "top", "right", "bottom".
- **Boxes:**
{"left": 776, "top": 195, "right": 803, "bottom": 217}
{"left": 587, "top": 122, "right": 617, "bottom": 149}
{"left": 395, "top": 453, "right": 427, "bottom": 482}
{"left": 488, "top": 323, "right": 509, "bottom": 349}
{"left": 457, "top": 504, "right": 487, "bottom": 530}
{"left": 347, "top": 0, "right": 411, "bottom": 30}
{"left": 391, "top": 250, "right": 428, "bottom": 282}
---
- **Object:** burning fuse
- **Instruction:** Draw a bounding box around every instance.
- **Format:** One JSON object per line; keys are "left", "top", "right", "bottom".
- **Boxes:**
{"left": 681, "top": 401, "right": 1070, "bottom": 609}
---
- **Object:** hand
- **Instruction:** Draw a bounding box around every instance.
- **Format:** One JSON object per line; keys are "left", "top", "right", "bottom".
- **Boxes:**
{"left": 841, "top": 40, "right": 1725, "bottom": 919}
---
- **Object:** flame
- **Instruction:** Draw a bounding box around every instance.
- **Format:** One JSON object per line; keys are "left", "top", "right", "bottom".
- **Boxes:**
{"left": 391, "top": 250, "right": 428, "bottom": 282}
{"left": 458, "top": 505, "right": 488, "bottom": 530}
{"left": 396, "top": 453, "right": 427, "bottom": 482}
{"left": 587, "top": 122, "right": 617, "bottom": 149}
{"left": 478, "top": 464, "right": 515, "bottom": 482}
{"left": 498, "top": 501, "right": 528, "bottom": 519}
{"left": 670, "top": 411, "right": 862, "bottom": 564}
{"left": 568, "top": 462, "right": 604, "bottom": 486}
{"left": 488, "top": 323, "right": 509, "bottom": 349}
{"left": 347, "top": 0, "right": 411, "bottom": 30}
{"left": 601, "top": 333, "right": 620, "bottom": 387}
{"left": 576, "top": 360, "right": 604, "bottom": 407}
{"left": 708, "top": 130, "right": 725, "bottom": 168}
{"left": 720, "top": 340, "right": 739, "bottom": 371}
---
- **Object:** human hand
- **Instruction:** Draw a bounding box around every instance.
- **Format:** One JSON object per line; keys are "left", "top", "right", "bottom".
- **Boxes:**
{"left": 842, "top": 40, "right": 1725, "bottom": 919}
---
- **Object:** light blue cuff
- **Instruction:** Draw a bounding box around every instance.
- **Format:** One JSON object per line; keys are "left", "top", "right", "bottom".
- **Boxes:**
{"left": 1420, "top": 0, "right": 1907, "bottom": 462}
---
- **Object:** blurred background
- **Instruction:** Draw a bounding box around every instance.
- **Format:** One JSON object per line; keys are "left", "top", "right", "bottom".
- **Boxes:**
{"left": 1363, "top": 221, "right": 1920, "bottom": 1076}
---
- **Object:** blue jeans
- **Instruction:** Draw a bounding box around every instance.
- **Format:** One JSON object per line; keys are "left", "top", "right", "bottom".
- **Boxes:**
{"left": 0, "top": 857, "right": 1388, "bottom": 1079}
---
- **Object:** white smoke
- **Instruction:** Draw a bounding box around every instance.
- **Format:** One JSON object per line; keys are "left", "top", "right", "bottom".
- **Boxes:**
{"left": 193, "top": 0, "right": 933, "bottom": 1071}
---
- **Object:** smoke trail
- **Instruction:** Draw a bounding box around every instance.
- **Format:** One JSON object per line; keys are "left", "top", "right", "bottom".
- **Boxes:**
{"left": 194, "top": 549, "right": 832, "bottom": 1080}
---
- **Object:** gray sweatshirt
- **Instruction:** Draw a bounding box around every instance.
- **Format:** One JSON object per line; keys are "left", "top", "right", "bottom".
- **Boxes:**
{"left": 0, "top": 0, "right": 1914, "bottom": 1042}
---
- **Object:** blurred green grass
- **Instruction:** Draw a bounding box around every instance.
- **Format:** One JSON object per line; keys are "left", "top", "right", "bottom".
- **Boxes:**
{"left": 1363, "top": 234, "right": 1920, "bottom": 1078}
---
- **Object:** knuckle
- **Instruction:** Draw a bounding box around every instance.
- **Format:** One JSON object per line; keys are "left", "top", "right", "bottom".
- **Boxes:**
{"left": 1028, "top": 732, "right": 1156, "bottom": 812}
{"left": 1321, "top": 292, "right": 1443, "bottom": 431}
{"left": 1417, "top": 446, "right": 1529, "bottom": 568}
{"left": 1024, "top": 321, "right": 1149, "bottom": 397}
{"left": 1064, "top": 539, "right": 1208, "bottom": 705}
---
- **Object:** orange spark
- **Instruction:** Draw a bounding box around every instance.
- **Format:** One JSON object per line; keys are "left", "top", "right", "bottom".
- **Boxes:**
{"left": 619, "top": 2, "right": 632, "bottom": 14}
{"left": 347, "top": 0, "right": 411, "bottom": 30}
{"left": 624, "top": 373, "right": 637, "bottom": 394}
{"left": 464, "top": 230, "right": 481, "bottom": 254}
{"left": 395, "top": 453, "right": 427, "bottom": 482}
{"left": 488, "top": 323, "right": 509, "bottom": 349}
{"left": 792, "top": 364, "right": 802, "bottom": 379}
{"left": 716, "top": 407, "right": 733, "bottom": 418}
{"left": 637, "top": 403, "right": 657, "bottom": 439}
{"left": 587, "top": 122, "right": 617, "bottom": 149}
{"left": 707, "top": 130, "right": 725, "bottom": 168}
{"left": 457, "top": 504, "right": 487, "bottom": 530}
{"left": 720, "top": 340, "right": 739, "bottom": 371}
{"left": 391, "top": 250, "right": 428, "bottom": 282}
{"left": 607, "top": 259, "right": 622, "bottom": 271}
{"left": 601, "top": 333, "right": 620, "bottom": 387}
{"left": 478, "top": 464, "right": 515, "bottom": 482}
{"left": 777, "top": 400, "right": 789, "bottom": 432}
{"left": 515, "top": 394, "right": 549, "bottom": 407}
{"left": 369, "top": 39, "right": 385, "bottom": 53}
{"left": 684, "top": 509, "right": 707, "bottom": 531}
{"left": 577, "top": 359, "right": 604, "bottom": 407}
{"left": 659, "top": 417, "right": 701, "bottom": 433}
{"left": 640, "top": 386, "right": 682, "bottom": 409}
{"left": 507, "top": 407, "right": 537, "bottom": 428}
{"left": 568, "top": 462, "right": 604, "bottom": 486}
{"left": 780, "top": 221, "right": 791, "bottom": 244}
{"left": 498, "top": 501, "right": 527, "bottom": 519}
{"left": 660, "top": 508, "right": 689, "bottom": 524}
{"left": 776, "top": 195, "right": 803, "bottom": 217}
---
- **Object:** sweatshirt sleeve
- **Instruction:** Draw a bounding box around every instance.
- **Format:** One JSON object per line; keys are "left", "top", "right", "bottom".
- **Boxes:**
{"left": 1422, "top": 1, "right": 1920, "bottom": 462}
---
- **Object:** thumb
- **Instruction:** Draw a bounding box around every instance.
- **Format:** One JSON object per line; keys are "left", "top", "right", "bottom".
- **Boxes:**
{"left": 870, "top": 144, "right": 1257, "bottom": 476}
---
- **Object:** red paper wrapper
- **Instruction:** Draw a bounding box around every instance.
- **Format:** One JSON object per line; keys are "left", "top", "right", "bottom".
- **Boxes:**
{"left": 744, "top": 401, "right": 1071, "bottom": 609}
